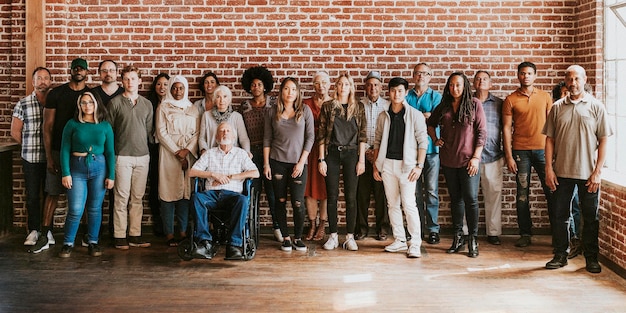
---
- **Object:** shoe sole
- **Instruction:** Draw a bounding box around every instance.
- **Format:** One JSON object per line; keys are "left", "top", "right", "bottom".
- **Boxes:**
{"left": 90, "top": 252, "right": 103, "bottom": 257}
{"left": 59, "top": 252, "right": 71, "bottom": 258}
{"left": 281, "top": 247, "right": 292, "bottom": 252}
{"left": 323, "top": 244, "right": 338, "bottom": 250}
{"left": 407, "top": 253, "right": 421, "bottom": 258}
{"left": 24, "top": 241, "right": 36, "bottom": 246}
{"left": 385, "top": 246, "right": 408, "bottom": 252}
{"left": 115, "top": 246, "right": 130, "bottom": 250}
{"left": 546, "top": 263, "right": 567, "bottom": 269}
{"left": 129, "top": 243, "right": 151, "bottom": 248}
{"left": 29, "top": 244, "right": 50, "bottom": 254}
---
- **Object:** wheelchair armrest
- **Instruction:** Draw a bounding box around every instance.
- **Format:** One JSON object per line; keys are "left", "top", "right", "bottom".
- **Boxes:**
{"left": 193, "top": 177, "right": 252, "bottom": 195}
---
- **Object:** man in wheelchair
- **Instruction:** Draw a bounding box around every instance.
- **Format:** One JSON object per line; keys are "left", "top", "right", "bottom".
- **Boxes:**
{"left": 189, "top": 122, "right": 259, "bottom": 260}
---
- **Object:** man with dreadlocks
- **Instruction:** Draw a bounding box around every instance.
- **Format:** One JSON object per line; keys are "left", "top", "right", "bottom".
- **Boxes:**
{"left": 427, "top": 72, "right": 486, "bottom": 258}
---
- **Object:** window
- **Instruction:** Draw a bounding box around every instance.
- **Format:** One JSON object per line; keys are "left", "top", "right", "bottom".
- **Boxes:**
{"left": 604, "top": 0, "right": 626, "bottom": 184}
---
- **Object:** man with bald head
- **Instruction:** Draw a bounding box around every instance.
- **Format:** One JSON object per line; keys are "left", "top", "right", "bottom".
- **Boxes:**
{"left": 543, "top": 65, "right": 613, "bottom": 273}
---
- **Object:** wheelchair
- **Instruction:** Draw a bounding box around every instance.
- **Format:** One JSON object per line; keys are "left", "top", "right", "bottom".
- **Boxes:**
{"left": 178, "top": 178, "right": 259, "bottom": 261}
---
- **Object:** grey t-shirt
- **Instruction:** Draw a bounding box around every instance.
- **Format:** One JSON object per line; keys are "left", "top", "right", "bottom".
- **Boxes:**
{"left": 263, "top": 105, "right": 315, "bottom": 164}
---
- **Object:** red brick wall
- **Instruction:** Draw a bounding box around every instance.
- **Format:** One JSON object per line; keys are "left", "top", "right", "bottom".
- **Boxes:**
{"left": 0, "top": 0, "right": 617, "bottom": 262}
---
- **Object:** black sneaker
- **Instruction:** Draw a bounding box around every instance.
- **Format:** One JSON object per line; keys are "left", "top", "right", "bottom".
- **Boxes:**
{"left": 58, "top": 245, "right": 73, "bottom": 258}
{"left": 128, "top": 236, "right": 151, "bottom": 248}
{"left": 515, "top": 235, "right": 532, "bottom": 247}
{"left": 281, "top": 239, "right": 292, "bottom": 252}
{"left": 585, "top": 256, "right": 602, "bottom": 273}
{"left": 293, "top": 239, "right": 307, "bottom": 251}
{"left": 88, "top": 243, "right": 103, "bottom": 257}
{"left": 115, "top": 238, "right": 130, "bottom": 250}
{"left": 28, "top": 233, "right": 49, "bottom": 254}
{"left": 81, "top": 234, "right": 89, "bottom": 247}
{"left": 427, "top": 232, "right": 440, "bottom": 244}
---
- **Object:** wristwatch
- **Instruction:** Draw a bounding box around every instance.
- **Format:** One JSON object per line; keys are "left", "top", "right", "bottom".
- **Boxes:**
{"left": 417, "top": 163, "right": 424, "bottom": 169}
{"left": 318, "top": 158, "right": 325, "bottom": 163}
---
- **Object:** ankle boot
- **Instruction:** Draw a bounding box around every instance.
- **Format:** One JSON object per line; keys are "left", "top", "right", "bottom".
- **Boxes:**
{"left": 305, "top": 220, "right": 316, "bottom": 241}
{"left": 446, "top": 232, "right": 465, "bottom": 254}
{"left": 468, "top": 235, "right": 479, "bottom": 258}
{"left": 313, "top": 220, "right": 326, "bottom": 241}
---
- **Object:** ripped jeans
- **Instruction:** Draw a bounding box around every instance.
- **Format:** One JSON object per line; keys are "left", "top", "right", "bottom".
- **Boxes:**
{"left": 270, "top": 159, "right": 307, "bottom": 239}
{"left": 513, "top": 149, "right": 554, "bottom": 236}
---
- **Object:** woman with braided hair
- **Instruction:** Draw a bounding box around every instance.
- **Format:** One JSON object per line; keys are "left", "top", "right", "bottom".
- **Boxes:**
{"left": 427, "top": 72, "right": 486, "bottom": 258}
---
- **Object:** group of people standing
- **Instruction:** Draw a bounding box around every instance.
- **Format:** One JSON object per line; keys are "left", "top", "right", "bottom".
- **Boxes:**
{"left": 12, "top": 59, "right": 612, "bottom": 272}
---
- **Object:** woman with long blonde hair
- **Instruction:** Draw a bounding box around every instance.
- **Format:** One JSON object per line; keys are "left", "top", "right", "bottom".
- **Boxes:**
{"left": 317, "top": 73, "right": 367, "bottom": 251}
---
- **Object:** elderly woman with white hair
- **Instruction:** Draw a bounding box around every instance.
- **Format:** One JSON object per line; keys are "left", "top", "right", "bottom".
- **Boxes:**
{"left": 155, "top": 75, "right": 201, "bottom": 246}
{"left": 198, "top": 85, "right": 250, "bottom": 155}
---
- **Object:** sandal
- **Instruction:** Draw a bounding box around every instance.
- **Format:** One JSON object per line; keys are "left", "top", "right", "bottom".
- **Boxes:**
{"left": 313, "top": 220, "right": 326, "bottom": 241}
{"left": 305, "top": 220, "right": 316, "bottom": 241}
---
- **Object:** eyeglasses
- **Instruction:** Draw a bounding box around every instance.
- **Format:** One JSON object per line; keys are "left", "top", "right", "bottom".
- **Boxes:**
{"left": 79, "top": 100, "right": 95, "bottom": 106}
{"left": 413, "top": 71, "right": 431, "bottom": 76}
{"left": 100, "top": 69, "right": 116, "bottom": 73}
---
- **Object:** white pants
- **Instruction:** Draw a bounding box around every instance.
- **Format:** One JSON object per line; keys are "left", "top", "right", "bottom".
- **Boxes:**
{"left": 113, "top": 155, "right": 150, "bottom": 238}
{"left": 381, "top": 159, "right": 422, "bottom": 246}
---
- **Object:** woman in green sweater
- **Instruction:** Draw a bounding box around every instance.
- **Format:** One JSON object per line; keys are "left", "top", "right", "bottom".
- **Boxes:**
{"left": 59, "top": 91, "right": 115, "bottom": 258}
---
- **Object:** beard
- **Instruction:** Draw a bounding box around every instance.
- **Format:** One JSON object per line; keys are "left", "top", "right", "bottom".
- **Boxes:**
{"left": 218, "top": 138, "right": 233, "bottom": 146}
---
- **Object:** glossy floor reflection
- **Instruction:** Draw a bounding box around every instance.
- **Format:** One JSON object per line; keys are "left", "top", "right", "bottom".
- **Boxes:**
{"left": 1, "top": 232, "right": 626, "bottom": 312}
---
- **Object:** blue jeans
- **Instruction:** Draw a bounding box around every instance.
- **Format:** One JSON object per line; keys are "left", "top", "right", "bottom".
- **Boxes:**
{"left": 270, "top": 159, "right": 307, "bottom": 239}
{"left": 63, "top": 155, "right": 107, "bottom": 246}
{"left": 513, "top": 150, "right": 554, "bottom": 236}
{"left": 22, "top": 159, "right": 46, "bottom": 232}
{"left": 252, "top": 152, "right": 278, "bottom": 229}
{"left": 160, "top": 199, "right": 189, "bottom": 236}
{"left": 192, "top": 189, "right": 249, "bottom": 247}
{"left": 416, "top": 153, "right": 440, "bottom": 234}
{"left": 441, "top": 166, "right": 480, "bottom": 236}
{"left": 325, "top": 146, "right": 358, "bottom": 234}
{"left": 550, "top": 178, "right": 599, "bottom": 257}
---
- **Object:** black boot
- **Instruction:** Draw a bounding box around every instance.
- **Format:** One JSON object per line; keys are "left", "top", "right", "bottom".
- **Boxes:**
{"left": 446, "top": 232, "right": 465, "bottom": 254}
{"left": 468, "top": 235, "right": 479, "bottom": 258}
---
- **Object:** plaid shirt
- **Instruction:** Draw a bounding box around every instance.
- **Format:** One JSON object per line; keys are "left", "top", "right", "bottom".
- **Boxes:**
{"left": 12, "top": 91, "right": 46, "bottom": 163}
{"left": 475, "top": 92, "right": 504, "bottom": 163}
{"left": 192, "top": 146, "right": 257, "bottom": 193}
{"left": 360, "top": 96, "right": 389, "bottom": 148}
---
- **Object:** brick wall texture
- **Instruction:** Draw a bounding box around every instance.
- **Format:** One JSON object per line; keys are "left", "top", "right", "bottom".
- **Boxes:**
{"left": 1, "top": 0, "right": 622, "bottom": 267}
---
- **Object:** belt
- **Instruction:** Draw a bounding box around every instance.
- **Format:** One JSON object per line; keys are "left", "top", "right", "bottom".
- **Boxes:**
{"left": 331, "top": 145, "right": 357, "bottom": 152}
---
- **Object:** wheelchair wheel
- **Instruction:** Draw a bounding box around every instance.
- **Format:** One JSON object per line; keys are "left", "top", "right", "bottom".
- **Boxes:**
{"left": 177, "top": 238, "right": 196, "bottom": 261}
{"left": 244, "top": 237, "right": 256, "bottom": 260}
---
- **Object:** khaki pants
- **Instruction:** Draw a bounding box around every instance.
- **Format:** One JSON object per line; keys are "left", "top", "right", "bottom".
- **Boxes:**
{"left": 113, "top": 155, "right": 150, "bottom": 238}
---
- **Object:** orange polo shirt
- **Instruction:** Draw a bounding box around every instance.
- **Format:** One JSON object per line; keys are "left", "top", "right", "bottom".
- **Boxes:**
{"left": 503, "top": 88, "right": 553, "bottom": 150}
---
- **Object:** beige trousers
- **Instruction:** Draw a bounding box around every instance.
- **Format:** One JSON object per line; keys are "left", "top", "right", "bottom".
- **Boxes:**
{"left": 113, "top": 155, "right": 150, "bottom": 238}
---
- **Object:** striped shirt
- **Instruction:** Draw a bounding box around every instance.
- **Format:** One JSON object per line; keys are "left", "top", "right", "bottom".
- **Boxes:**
{"left": 12, "top": 91, "right": 46, "bottom": 163}
{"left": 192, "top": 146, "right": 257, "bottom": 193}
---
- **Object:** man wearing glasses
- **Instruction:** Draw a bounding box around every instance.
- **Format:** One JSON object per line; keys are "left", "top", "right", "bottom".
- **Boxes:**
{"left": 38, "top": 58, "right": 91, "bottom": 254}
{"left": 405, "top": 63, "right": 442, "bottom": 245}
{"left": 92, "top": 60, "right": 124, "bottom": 107}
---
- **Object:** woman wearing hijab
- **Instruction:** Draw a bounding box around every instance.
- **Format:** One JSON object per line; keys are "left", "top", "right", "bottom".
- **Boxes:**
{"left": 198, "top": 85, "right": 250, "bottom": 155}
{"left": 155, "top": 75, "right": 201, "bottom": 246}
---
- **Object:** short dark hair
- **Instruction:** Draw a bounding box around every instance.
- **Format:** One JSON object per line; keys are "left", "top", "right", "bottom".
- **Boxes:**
{"left": 474, "top": 70, "right": 490, "bottom": 78}
{"left": 199, "top": 71, "right": 220, "bottom": 96}
{"left": 99, "top": 60, "right": 118, "bottom": 70}
{"left": 32, "top": 66, "right": 51, "bottom": 78}
{"left": 388, "top": 77, "right": 409, "bottom": 90}
{"left": 241, "top": 66, "right": 274, "bottom": 94}
{"left": 552, "top": 81, "right": 567, "bottom": 102}
{"left": 518, "top": 61, "right": 536, "bottom": 74}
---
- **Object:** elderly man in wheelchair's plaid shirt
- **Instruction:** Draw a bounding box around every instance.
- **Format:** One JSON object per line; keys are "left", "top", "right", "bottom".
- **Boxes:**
{"left": 189, "top": 122, "right": 259, "bottom": 260}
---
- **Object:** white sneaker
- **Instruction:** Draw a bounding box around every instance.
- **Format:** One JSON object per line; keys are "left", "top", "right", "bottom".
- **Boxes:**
{"left": 323, "top": 234, "right": 339, "bottom": 250}
{"left": 384, "top": 239, "right": 408, "bottom": 252}
{"left": 47, "top": 230, "right": 55, "bottom": 245}
{"left": 274, "top": 229, "right": 284, "bottom": 242}
{"left": 343, "top": 237, "right": 358, "bottom": 251}
{"left": 24, "top": 230, "right": 38, "bottom": 246}
{"left": 407, "top": 244, "right": 421, "bottom": 258}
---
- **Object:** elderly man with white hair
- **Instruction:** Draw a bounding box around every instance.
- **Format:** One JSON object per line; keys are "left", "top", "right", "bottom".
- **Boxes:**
{"left": 543, "top": 65, "right": 613, "bottom": 273}
{"left": 190, "top": 122, "right": 259, "bottom": 260}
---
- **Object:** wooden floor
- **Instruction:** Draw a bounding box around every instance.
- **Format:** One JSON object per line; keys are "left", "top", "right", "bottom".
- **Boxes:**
{"left": 2, "top": 232, "right": 626, "bottom": 312}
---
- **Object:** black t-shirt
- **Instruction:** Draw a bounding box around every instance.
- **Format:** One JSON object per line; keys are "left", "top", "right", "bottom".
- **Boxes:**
{"left": 386, "top": 107, "right": 405, "bottom": 160}
{"left": 45, "top": 83, "right": 90, "bottom": 150}
{"left": 91, "top": 85, "right": 124, "bottom": 108}
{"left": 330, "top": 104, "right": 358, "bottom": 147}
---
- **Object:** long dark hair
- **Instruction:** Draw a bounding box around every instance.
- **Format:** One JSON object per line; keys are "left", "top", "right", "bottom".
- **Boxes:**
{"left": 439, "top": 72, "right": 475, "bottom": 125}
{"left": 147, "top": 73, "right": 170, "bottom": 107}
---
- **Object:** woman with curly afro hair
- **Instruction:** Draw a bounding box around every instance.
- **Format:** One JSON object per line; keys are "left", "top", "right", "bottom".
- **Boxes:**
{"left": 238, "top": 66, "right": 283, "bottom": 242}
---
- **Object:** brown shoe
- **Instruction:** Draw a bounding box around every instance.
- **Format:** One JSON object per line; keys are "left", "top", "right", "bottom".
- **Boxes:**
{"left": 313, "top": 220, "right": 326, "bottom": 241}
{"left": 305, "top": 220, "right": 316, "bottom": 241}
